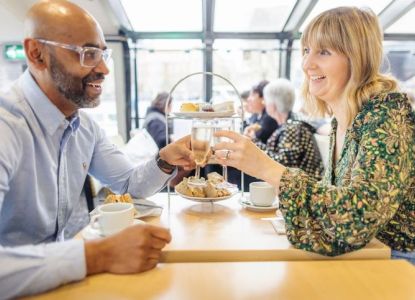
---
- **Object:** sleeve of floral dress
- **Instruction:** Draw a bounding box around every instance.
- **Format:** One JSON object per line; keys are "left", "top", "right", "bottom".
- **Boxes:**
{"left": 278, "top": 98, "right": 413, "bottom": 256}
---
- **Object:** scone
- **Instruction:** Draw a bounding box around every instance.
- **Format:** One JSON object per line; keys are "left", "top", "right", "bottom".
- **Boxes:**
{"left": 205, "top": 181, "right": 230, "bottom": 198}
{"left": 104, "top": 193, "right": 139, "bottom": 215}
{"left": 207, "top": 172, "right": 224, "bottom": 184}
{"left": 175, "top": 177, "right": 205, "bottom": 197}
{"left": 180, "top": 102, "right": 200, "bottom": 112}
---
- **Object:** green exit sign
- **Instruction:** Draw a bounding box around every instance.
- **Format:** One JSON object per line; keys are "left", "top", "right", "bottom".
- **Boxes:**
{"left": 4, "top": 44, "right": 26, "bottom": 61}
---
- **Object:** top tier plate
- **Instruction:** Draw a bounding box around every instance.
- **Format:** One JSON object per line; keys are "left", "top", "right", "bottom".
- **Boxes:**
{"left": 171, "top": 111, "right": 235, "bottom": 118}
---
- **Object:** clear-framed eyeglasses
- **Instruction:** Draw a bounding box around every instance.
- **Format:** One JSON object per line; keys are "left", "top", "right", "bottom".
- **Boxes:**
{"left": 36, "top": 38, "right": 112, "bottom": 68}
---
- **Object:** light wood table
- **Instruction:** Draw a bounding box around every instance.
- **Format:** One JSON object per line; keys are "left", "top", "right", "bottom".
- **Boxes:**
{"left": 25, "top": 260, "right": 415, "bottom": 300}
{"left": 141, "top": 193, "right": 391, "bottom": 262}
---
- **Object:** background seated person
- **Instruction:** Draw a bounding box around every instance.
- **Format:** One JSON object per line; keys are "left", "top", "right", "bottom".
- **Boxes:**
{"left": 143, "top": 91, "right": 172, "bottom": 149}
{"left": 254, "top": 78, "right": 324, "bottom": 179}
{"left": 244, "top": 80, "right": 279, "bottom": 143}
{"left": 228, "top": 80, "right": 279, "bottom": 189}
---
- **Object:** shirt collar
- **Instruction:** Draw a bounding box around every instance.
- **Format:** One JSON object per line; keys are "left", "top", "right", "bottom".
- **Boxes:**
{"left": 19, "top": 70, "right": 80, "bottom": 135}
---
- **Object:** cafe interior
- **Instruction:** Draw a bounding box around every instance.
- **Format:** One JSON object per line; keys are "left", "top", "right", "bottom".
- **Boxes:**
{"left": 0, "top": 0, "right": 415, "bottom": 299}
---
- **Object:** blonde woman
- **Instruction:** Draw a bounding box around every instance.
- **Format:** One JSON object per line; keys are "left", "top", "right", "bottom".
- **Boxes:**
{"left": 214, "top": 7, "right": 415, "bottom": 262}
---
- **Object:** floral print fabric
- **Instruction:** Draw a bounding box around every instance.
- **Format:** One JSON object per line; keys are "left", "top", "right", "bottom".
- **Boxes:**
{"left": 279, "top": 93, "right": 415, "bottom": 255}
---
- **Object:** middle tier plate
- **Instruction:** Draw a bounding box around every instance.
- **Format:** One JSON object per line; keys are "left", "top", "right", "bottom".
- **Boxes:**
{"left": 175, "top": 186, "right": 238, "bottom": 202}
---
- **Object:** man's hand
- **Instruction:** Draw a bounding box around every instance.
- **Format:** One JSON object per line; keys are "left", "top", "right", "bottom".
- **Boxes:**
{"left": 85, "top": 224, "right": 172, "bottom": 274}
{"left": 159, "top": 135, "right": 195, "bottom": 170}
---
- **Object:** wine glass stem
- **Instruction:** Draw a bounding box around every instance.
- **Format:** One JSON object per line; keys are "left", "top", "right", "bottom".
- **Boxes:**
{"left": 195, "top": 165, "right": 200, "bottom": 179}
{"left": 222, "top": 165, "right": 228, "bottom": 182}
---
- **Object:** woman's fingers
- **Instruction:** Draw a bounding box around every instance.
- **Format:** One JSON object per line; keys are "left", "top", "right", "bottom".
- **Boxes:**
{"left": 213, "top": 141, "right": 239, "bottom": 152}
{"left": 213, "top": 130, "right": 244, "bottom": 142}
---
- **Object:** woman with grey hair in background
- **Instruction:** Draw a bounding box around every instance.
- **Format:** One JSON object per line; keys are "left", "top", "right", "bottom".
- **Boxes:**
{"left": 254, "top": 78, "right": 324, "bottom": 178}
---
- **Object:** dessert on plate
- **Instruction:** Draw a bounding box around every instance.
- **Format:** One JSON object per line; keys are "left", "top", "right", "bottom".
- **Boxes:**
{"left": 180, "top": 102, "right": 200, "bottom": 112}
{"left": 175, "top": 172, "right": 231, "bottom": 198}
{"left": 104, "top": 193, "right": 139, "bottom": 215}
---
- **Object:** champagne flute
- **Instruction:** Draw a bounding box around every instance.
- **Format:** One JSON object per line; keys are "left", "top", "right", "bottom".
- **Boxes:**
{"left": 213, "top": 119, "right": 234, "bottom": 184}
{"left": 190, "top": 119, "right": 213, "bottom": 186}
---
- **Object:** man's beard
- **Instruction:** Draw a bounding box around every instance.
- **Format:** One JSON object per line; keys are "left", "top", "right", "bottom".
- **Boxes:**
{"left": 49, "top": 54, "right": 104, "bottom": 108}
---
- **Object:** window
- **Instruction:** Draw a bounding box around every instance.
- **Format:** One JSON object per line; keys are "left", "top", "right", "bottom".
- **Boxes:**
{"left": 135, "top": 39, "right": 203, "bottom": 119}
{"left": 299, "top": 0, "right": 392, "bottom": 31}
{"left": 385, "top": 6, "right": 415, "bottom": 34}
{"left": 214, "top": 0, "right": 296, "bottom": 32}
{"left": 121, "top": 0, "right": 202, "bottom": 32}
{"left": 212, "top": 39, "right": 280, "bottom": 103}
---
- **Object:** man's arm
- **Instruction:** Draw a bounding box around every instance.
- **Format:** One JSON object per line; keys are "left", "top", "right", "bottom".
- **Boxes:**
{"left": 88, "top": 125, "right": 175, "bottom": 197}
{"left": 0, "top": 224, "right": 172, "bottom": 298}
{"left": 0, "top": 240, "right": 86, "bottom": 298}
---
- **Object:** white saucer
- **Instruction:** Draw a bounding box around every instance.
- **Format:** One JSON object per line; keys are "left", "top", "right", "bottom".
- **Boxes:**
{"left": 238, "top": 198, "right": 278, "bottom": 212}
{"left": 81, "top": 219, "right": 145, "bottom": 240}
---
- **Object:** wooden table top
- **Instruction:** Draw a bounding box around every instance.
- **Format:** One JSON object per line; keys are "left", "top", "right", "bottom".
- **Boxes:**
{"left": 141, "top": 193, "right": 391, "bottom": 262}
{"left": 25, "top": 260, "right": 415, "bottom": 300}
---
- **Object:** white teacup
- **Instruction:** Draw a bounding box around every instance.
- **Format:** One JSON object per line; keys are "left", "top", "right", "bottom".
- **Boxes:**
{"left": 90, "top": 202, "right": 134, "bottom": 236}
{"left": 249, "top": 181, "right": 276, "bottom": 207}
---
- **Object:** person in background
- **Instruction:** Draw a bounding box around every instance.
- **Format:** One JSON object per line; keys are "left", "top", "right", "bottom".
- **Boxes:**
{"left": 228, "top": 81, "right": 280, "bottom": 189}
{"left": 255, "top": 78, "right": 323, "bottom": 179}
{"left": 239, "top": 90, "right": 251, "bottom": 127}
{"left": 214, "top": 7, "right": 415, "bottom": 263}
{"left": 143, "top": 91, "right": 172, "bottom": 149}
{"left": 0, "top": 1, "right": 195, "bottom": 297}
{"left": 244, "top": 80, "right": 279, "bottom": 143}
{"left": 143, "top": 92, "right": 193, "bottom": 188}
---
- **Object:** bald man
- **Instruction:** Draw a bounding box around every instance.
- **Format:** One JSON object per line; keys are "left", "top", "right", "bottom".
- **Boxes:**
{"left": 0, "top": 1, "right": 194, "bottom": 297}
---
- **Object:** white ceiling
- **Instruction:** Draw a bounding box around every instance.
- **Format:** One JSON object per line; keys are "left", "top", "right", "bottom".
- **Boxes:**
{"left": 0, "top": 0, "right": 120, "bottom": 42}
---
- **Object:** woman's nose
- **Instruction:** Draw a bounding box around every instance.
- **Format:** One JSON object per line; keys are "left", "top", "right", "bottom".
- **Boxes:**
{"left": 302, "top": 54, "right": 316, "bottom": 70}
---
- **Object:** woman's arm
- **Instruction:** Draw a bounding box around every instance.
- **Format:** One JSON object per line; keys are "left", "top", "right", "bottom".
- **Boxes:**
{"left": 214, "top": 98, "right": 414, "bottom": 256}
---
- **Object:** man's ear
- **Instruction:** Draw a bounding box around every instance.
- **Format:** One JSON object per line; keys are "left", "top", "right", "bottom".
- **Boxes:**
{"left": 23, "top": 38, "right": 47, "bottom": 70}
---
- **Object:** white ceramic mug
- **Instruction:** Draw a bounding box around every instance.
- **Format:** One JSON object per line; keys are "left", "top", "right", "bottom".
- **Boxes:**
{"left": 90, "top": 202, "right": 134, "bottom": 236}
{"left": 249, "top": 181, "right": 276, "bottom": 207}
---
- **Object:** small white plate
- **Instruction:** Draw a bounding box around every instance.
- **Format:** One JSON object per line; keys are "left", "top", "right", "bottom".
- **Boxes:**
{"left": 172, "top": 111, "right": 235, "bottom": 118}
{"left": 133, "top": 199, "right": 163, "bottom": 218}
{"left": 238, "top": 198, "right": 278, "bottom": 212}
{"left": 81, "top": 219, "right": 145, "bottom": 240}
{"left": 175, "top": 186, "right": 238, "bottom": 202}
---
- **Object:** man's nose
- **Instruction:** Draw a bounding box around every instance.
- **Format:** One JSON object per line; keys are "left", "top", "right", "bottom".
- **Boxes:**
{"left": 93, "top": 57, "right": 110, "bottom": 75}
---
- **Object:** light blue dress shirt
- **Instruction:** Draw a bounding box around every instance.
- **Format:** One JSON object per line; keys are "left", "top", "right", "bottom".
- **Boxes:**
{"left": 0, "top": 70, "right": 174, "bottom": 298}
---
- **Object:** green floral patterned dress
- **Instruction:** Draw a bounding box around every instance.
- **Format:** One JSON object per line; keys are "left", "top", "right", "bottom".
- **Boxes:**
{"left": 279, "top": 92, "right": 415, "bottom": 256}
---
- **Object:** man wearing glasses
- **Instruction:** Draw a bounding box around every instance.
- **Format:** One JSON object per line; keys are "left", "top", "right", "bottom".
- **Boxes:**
{"left": 0, "top": 0, "right": 194, "bottom": 297}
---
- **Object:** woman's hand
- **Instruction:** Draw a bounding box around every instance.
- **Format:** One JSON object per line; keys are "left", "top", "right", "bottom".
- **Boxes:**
{"left": 213, "top": 130, "right": 286, "bottom": 187}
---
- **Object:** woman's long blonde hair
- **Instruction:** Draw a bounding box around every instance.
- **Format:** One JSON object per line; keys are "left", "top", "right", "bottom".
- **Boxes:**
{"left": 301, "top": 7, "right": 398, "bottom": 124}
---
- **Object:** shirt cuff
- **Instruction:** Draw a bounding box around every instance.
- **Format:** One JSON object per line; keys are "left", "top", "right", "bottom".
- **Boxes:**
{"left": 44, "top": 239, "right": 87, "bottom": 284}
{"left": 149, "top": 154, "right": 178, "bottom": 180}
